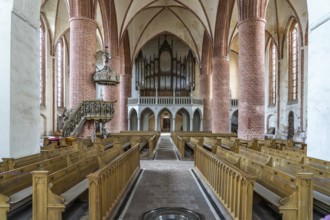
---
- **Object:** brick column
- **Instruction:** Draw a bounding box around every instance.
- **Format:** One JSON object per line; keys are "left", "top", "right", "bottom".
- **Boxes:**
{"left": 200, "top": 72, "right": 211, "bottom": 131}
{"left": 69, "top": 0, "right": 96, "bottom": 137}
{"left": 211, "top": 0, "right": 235, "bottom": 133}
{"left": 119, "top": 74, "right": 131, "bottom": 131}
{"left": 211, "top": 57, "right": 230, "bottom": 132}
{"left": 201, "top": 32, "right": 212, "bottom": 131}
{"left": 237, "top": 0, "right": 268, "bottom": 139}
{"left": 69, "top": 21, "right": 96, "bottom": 108}
{"left": 104, "top": 56, "right": 120, "bottom": 132}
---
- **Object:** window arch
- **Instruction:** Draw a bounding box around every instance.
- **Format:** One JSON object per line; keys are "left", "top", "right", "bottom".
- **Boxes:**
{"left": 288, "top": 21, "right": 300, "bottom": 101}
{"left": 269, "top": 39, "right": 277, "bottom": 105}
{"left": 56, "top": 38, "right": 64, "bottom": 108}
{"left": 39, "top": 21, "right": 46, "bottom": 106}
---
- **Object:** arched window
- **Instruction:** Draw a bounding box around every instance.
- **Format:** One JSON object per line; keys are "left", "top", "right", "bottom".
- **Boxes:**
{"left": 288, "top": 21, "right": 300, "bottom": 101}
{"left": 39, "top": 22, "right": 46, "bottom": 106}
{"left": 56, "top": 39, "right": 64, "bottom": 108}
{"left": 269, "top": 40, "right": 277, "bottom": 105}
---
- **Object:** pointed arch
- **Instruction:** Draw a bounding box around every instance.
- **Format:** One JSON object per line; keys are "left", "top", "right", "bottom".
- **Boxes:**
{"left": 140, "top": 107, "right": 155, "bottom": 131}
{"left": 287, "top": 18, "right": 300, "bottom": 101}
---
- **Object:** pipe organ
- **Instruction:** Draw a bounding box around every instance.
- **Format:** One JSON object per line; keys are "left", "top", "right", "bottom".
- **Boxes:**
{"left": 135, "top": 37, "right": 196, "bottom": 97}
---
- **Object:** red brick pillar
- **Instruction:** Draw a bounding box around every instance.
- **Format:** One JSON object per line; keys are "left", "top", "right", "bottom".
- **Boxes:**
{"left": 200, "top": 72, "right": 211, "bottom": 131}
{"left": 201, "top": 32, "right": 212, "bottom": 131}
{"left": 69, "top": 0, "right": 96, "bottom": 137}
{"left": 211, "top": 57, "right": 230, "bottom": 132}
{"left": 104, "top": 56, "right": 120, "bottom": 132}
{"left": 237, "top": 0, "right": 268, "bottom": 139}
{"left": 210, "top": 0, "right": 234, "bottom": 133}
{"left": 119, "top": 74, "right": 131, "bottom": 131}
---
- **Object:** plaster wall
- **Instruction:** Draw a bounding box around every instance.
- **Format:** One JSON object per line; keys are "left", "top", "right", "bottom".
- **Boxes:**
{"left": 264, "top": 42, "right": 278, "bottom": 136}
{"left": 276, "top": 36, "right": 302, "bottom": 141}
{"left": 10, "top": 1, "right": 41, "bottom": 157}
{"left": 0, "top": 0, "right": 14, "bottom": 158}
{"left": 40, "top": 26, "right": 54, "bottom": 135}
{"left": 307, "top": 0, "right": 330, "bottom": 160}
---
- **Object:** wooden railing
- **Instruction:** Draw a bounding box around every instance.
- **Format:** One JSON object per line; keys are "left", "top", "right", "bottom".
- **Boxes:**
{"left": 62, "top": 100, "right": 116, "bottom": 137}
{"left": 87, "top": 143, "right": 140, "bottom": 220}
{"left": 195, "top": 145, "right": 256, "bottom": 220}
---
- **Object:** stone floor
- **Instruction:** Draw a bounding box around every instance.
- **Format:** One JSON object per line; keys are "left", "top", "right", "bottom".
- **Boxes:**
{"left": 117, "top": 134, "right": 221, "bottom": 220}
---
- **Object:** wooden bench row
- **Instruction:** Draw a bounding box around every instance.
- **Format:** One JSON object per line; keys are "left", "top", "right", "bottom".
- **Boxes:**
{"left": 195, "top": 145, "right": 256, "bottom": 220}
{"left": 117, "top": 131, "right": 160, "bottom": 157}
{"left": 207, "top": 144, "right": 314, "bottom": 220}
{"left": 0, "top": 138, "right": 89, "bottom": 173}
{"left": 216, "top": 145, "right": 329, "bottom": 215}
{"left": 27, "top": 143, "right": 140, "bottom": 220}
{"left": 171, "top": 131, "right": 236, "bottom": 149}
{"left": 0, "top": 134, "right": 138, "bottom": 219}
{"left": 87, "top": 143, "right": 140, "bottom": 220}
{"left": 172, "top": 133, "right": 237, "bottom": 158}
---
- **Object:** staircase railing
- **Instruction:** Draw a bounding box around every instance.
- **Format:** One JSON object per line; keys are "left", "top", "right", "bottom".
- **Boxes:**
{"left": 62, "top": 100, "right": 116, "bottom": 137}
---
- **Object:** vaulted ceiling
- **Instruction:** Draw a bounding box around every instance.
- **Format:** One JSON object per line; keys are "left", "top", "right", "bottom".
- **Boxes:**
{"left": 40, "top": 0, "right": 308, "bottom": 62}
{"left": 114, "top": 0, "right": 220, "bottom": 62}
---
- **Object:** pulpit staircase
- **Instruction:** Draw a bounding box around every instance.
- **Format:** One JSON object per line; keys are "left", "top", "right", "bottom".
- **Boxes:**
{"left": 62, "top": 100, "right": 116, "bottom": 137}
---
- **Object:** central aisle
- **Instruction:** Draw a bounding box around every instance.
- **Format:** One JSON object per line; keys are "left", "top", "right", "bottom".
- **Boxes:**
{"left": 118, "top": 133, "right": 221, "bottom": 220}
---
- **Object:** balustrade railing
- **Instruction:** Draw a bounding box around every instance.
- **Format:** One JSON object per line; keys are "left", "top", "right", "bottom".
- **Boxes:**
{"left": 195, "top": 145, "right": 256, "bottom": 220}
{"left": 87, "top": 143, "right": 140, "bottom": 220}
{"left": 127, "top": 97, "right": 239, "bottom": 106}
{"left": 128, "top": 96, "right": 203, "bottom": 105}
{"left": 62, "top": 100, "right": 116, "bottom": 137}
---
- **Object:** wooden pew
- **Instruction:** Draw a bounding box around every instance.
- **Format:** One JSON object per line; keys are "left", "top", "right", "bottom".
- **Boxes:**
{"left": 174, "top": 136, "right": 202, "bottom": 158}
{"left": 304, "top": 157, "right": 330, "bottom": 172}
{"left": 203, "top": 137, "right": 220, "bottom": 153}
{"left": 120, "top": 131, "right": 160, "bottom": 144}
{"left": 214, "top": 145, "right": 314, "bottom": 219}
{"left": 257, "top": 139, "right": 276, "bottom": 149}
{"left": 218, "top": 137, "right": 240, "bottom": 153}
{"left": 98, "top": 136, "right": 113, "bottom": 150}
{"left": 261, "top": 147, "right": 305, "bottom": 164}
{"left": 185, "top": 137, "right": 203, "bottom": 151}
{"left": 216, "top": 145, "right": 241, "bottom": 167}
{"left": 115, "top": 132, "right": 160, "bottom": 156}
{"left": 1, "top": 153, "right": 42, "bottom": 172}
{"left": 40, "top": 141, "right": 83, "bottom": 160}
{"left": 88, "top": 143, "right": 140, "bottom": 220}
{"left": 147, "top": 135, "right": 157, "bottom": 158}
{"left": 195, "top": 144, "right": 256, "bottom": 220}
{"left": 171, "top": 131, "right": 212, "bottom": 146}
{"left": 32, "top": 156, "right": 99, "bottom": 220}
{"left": 0, "top": 144, "right": 97, "bottom": 219}
{"left": 175, "top": 136, "right": 185, "bottom": 158}
{"left": 172, "top": 132, "right": 236, "bottom": 158}
{"left": 241, "top": 147, "right": 330, "bottom": 214}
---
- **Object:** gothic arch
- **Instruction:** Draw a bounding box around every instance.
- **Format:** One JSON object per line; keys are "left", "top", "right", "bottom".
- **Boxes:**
{"left": 175, "top": 108, "right": 190, "bottom": 132}
{"left": 157, "top": 107, "right": 173, "bottom": 132}
{"left": 193, "top": 109, "right": 202, "bottom": 131}
{"left": 140, "top": 107, "right": 155, "bottom": 131}
{"left": 129, "top": 108, "right": 138, "bottom": 131}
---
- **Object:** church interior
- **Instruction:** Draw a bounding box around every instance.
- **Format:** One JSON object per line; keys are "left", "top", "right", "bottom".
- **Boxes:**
{"left": 0, "top": 0, "right": 329, "bottom": 219}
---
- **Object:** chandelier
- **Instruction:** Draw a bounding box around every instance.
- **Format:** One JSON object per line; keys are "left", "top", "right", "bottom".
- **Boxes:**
{"left": 93, "top": 47, "right": 120, "bottom": 86}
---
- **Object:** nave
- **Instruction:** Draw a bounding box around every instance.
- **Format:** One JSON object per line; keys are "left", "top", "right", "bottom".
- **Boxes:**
{"left": 6, "top": 133, "right": 327, "bottom": 220}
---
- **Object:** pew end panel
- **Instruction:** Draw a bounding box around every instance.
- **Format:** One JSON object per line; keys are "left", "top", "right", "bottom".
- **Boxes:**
{"left": 0, "top": 194, "right": 10, "bottom": 220}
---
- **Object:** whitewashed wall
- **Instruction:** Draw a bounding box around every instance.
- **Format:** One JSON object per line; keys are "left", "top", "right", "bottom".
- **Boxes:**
{"left": 307, "top": 0, "right": 330, "bottom": 160}
{"left": 0, "top": 0, "right": 41, "bottom": 158}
